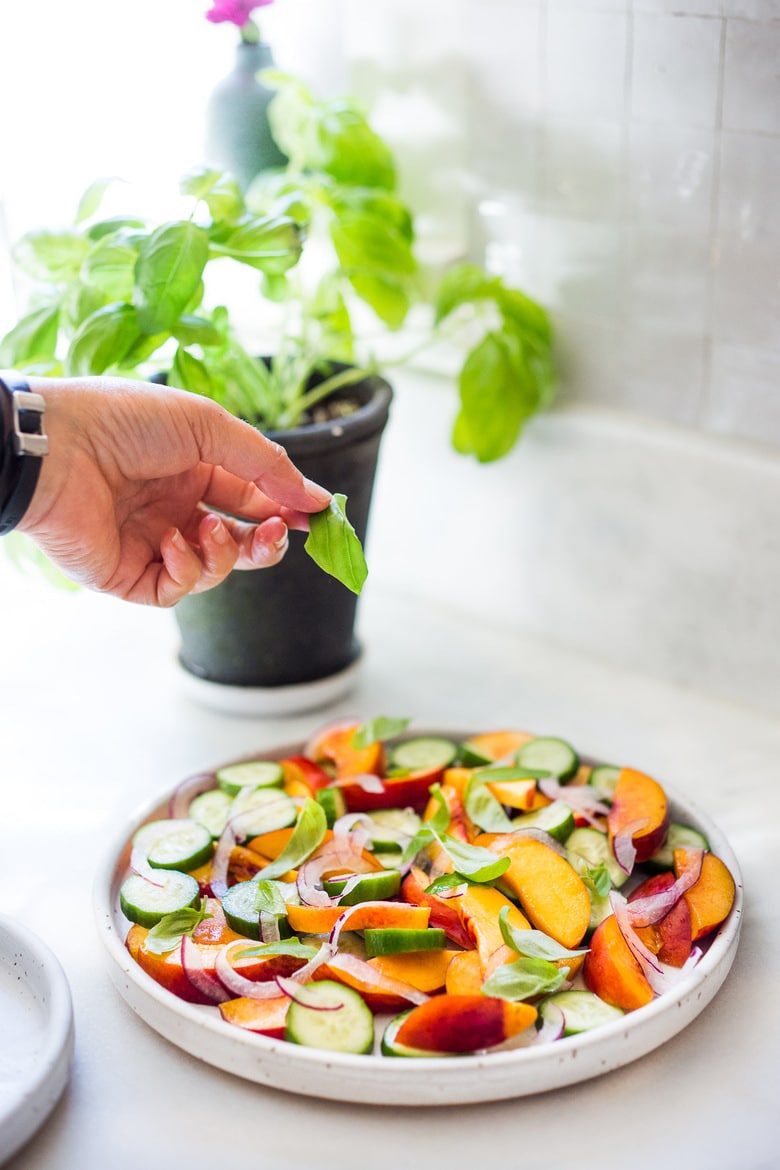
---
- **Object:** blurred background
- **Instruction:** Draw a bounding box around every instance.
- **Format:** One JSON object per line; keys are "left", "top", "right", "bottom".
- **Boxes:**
{"left": 1, "top": 0, "right": 778, "bottom": 714}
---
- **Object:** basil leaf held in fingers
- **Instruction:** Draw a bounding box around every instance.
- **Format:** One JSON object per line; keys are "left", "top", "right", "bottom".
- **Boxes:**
{"left": 304, "top": 493, "right": 368, "bottom": 594}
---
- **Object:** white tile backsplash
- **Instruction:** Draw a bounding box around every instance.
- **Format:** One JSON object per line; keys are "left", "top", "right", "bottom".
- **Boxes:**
{"left": 631, "top": 15, "right": 723, "bottom": 126}
{"left": 545, "top": 11, "right": 629, "bottom": 122}
{"left": 711, "top": 233, "right": 780, "bottom": 349}
{"left": 722, "top": 18, "right": 780, "bottom": 133}
{"left": 626, "top": 123, "right": 716, "bottom": 235}
{"left": 717, "top": 131, "right": 780, "bottom": 241}
{"left": 706, "top": 344, "right": 780, "bottom": 444}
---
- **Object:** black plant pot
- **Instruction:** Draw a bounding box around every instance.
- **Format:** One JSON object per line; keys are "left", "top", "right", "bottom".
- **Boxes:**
{"left": 174, "top": 369, "right": 392, "bottom": 708}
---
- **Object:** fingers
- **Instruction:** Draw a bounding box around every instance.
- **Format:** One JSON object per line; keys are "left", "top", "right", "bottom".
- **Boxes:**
{"left": 154, "top": 514, "right": 291, "bottom": 606}
{"left": 201, "top": 467, "right": 316, "bottom": 532}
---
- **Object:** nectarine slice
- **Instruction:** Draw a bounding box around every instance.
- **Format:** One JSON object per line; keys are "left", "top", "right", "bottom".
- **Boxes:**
{"left": 583, "top": 914, "right": 654, "bottom": 1011}
{"left": 675, "top": 848, "right": 736, "bottom": 941}
{"left": 394, "top": 994, "right": 537, "bottom": 1052}
{"left": 608, "top": 768, "right": 669, "bottom": 865}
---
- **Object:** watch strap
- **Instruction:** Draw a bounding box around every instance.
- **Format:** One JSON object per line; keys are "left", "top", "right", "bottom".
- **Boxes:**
{"left": 0, "top": 370, "right": 49, "bottom": 536}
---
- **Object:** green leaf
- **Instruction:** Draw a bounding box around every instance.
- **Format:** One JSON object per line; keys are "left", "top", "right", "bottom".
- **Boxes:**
{"left": 209, "top": 214, "right": 302, "bottom": 275}
{"left": 496, "top": 285, "right": 553, "bottom": 348}
{"left": 254, "top": 879, "right": 289, "bottom": 917}
{"left": 82, "top": 237, "right": 138, "bottom": 301}
{"left": 86, "top": 216, "right": 146, "bottom": 243}
{"left": 463, "top": 772, "right": 515, "bottom": 834}
{"left": 304, "top": 492, "right": 368, "bottom": 595}
{"left": 0, "top": 304, "right": 60, "bottom": 366}
{"left": 66, "top": 303, "right": 140, "bottom": 375}
{"left": 257, "top": 797, "right": 327, "bottom": 881}
{"left": 477, "top": 766, "right": 551, "bottom": 782}
{"left": 144, "top": 899, "right": 211, "bottom": 955}
{"left": 229, "top": 938, "right": 319, "bottom": 961}
{"left": 133, "top": 221, "right": 210, "bottom": 335}
{"left": 312, "top": 101, "right": 396, "bottom": 189}
{"left": 583, "top": 863, "right": 612, "bottom": 899}
{"left": 352, "top": 716, "right": 410, "bottom": 750}
{"left": 441, "top": 834, "right": 511, "bottom": 883}
{"left": 12, "top": 229, "right": 89, "bottom": 282}
{"left": 171, "top": 315, "right": 223, "bottom": 347}
{"left": 497, "top": 908, "right": 588, "bottom": 961}
{"left": 434, "top": 263, "right": 496, "bottom": 325}
{"left": 64, "top": 281, "right": 108, "bottom": 329}
{"left": 170, "top": 347, "right": 214, "bottom": 397}
{"left": 424, "top": 873, "right": 468, "bottom": 896}
{"left": 330, "top": 214, "right": 416, "bottom": 328}
{"left": 180, "top": 166, "right": 245, "bottom": 224}
{"left": 453, "top": 330, "right": 535, "bottom": 463}
{"left": 481, "top": 956, "right": 569, "bottom": 1002}
{"left": 74, "top": 177, "right": 120, "bottom": 225}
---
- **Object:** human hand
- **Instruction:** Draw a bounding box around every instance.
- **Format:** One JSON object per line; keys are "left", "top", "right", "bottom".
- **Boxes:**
{"left": 18, "top": 376, "right": 332, "bottom": 606}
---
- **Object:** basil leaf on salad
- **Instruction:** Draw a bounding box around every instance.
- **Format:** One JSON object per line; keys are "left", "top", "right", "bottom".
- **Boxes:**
{"left": 257, "top": 797, "right": 327, "bottom": 880}
{"left": 441, "top": 835, "right": 511, "bottom": 883}
{"left": 304, "top": 493, "right": 368, "bottom": 595}
{"left": 463, "top": 771, "right": 515, "bottom": 833}
{"left": 497, "top": 908, "right": 588, "bottom": 961}
{"left": 481, "top": 956, "right": 569, "bottom": 1002}
{"left": 352, "top": 715, "right": 410, "bottom": 749}
{"left": 144, "top": 898, "right": 211, "bottom": 955}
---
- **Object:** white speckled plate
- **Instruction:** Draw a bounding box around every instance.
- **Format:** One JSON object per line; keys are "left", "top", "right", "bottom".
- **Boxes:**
{"left": 0, "top": 916, "right": 74, "bottom": 1164}
{"left": 93, "top": 737, "right": 743, "bottom": 1107}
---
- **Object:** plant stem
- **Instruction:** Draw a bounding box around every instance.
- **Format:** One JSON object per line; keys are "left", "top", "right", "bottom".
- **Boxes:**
{"left": 283, "top": 362, "right": 378, "bottom": 427}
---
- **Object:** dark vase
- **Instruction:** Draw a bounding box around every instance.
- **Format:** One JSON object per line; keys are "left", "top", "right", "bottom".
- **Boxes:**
{"left": 173, "top": 370, "right": 393, "bottom": 707}
{"left": 204, "top": 41, "right": 287, "bottom": 190}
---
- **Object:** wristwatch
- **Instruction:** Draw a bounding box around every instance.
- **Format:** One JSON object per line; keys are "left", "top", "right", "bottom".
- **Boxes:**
{"left": 0, "top": 370, "right": 49, "bottom": 536}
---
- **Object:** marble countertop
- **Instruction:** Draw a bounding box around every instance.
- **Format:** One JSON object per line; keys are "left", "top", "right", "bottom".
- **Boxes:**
{"left": 0, "top": 566, "right": 777, "bottom": 1170}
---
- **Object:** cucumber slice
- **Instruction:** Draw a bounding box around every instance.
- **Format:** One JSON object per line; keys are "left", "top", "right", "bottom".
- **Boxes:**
{"left": 230, "top": 787, "right": 297, "bottom": 836}
{"left": 147, "top": 820, "right": 214, "bottom": 872}
{"left": 646, "top": 822, "right": 710, "bottom": 871}
{"left": 216, "top": 759, "right": 284, "bottom": 796}
{"left": 456, "top": 744, "right": 493, "bottom": 768}
{"left": 363, "top": 927, "right": 447, "bottom": 957}
{"left": 119, "top": 870, "right": 200, "bottom": 928}
{"left": 588, "top": 764, "right": 621, "bottom": 799}
{"left": 132, "top": 818, "right": 195, "bottom": 856}
{"left": 284, "top": 980, "right": 374, "bottom": 1054}
{"left": 566, "top": 826, "right": 628, "bottom": 889}
{"left": 221, "top": 879, "right": 295, "bottom": 940}
{"left": 188, "top": 789, "right": 233, "bottom": 839}
{"left": 391, "top": 737, "right": 457, "bottom": 772}
{"left": 538, "top": 990, "right": 624, "bottom": 1035}
{"left": 315, "top": 786, "right": 347, "bottom": 829}
{"left": 381, "top": 1009, "right": 446, "bottom": 1058}
{"left": 365, "top": 808, "right": 422, "bottom": 851}
{"left": 511, "top": 800, "right": 575, "bottom": 843}
{"left": 515, "top": 737, "right": 579, "bottom": 783}
{"left": 322, "top": 869, "right": 401, "bottom": 905}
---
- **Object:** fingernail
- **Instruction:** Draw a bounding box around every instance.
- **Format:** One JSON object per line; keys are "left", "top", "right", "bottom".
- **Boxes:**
{"left": 208, "top": 516, "right": 229, "bottom": 544}
{"left": 303, "top": 478, "right": 331, "bottom": 506}
{"left": 171, "top": 528, "right": 186, "bottom": 551}
{"left": 273, "top": 533, "right": 289, "bottom": 552}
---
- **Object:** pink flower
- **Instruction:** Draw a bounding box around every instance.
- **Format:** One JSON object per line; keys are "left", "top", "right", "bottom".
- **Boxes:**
{"left": 205, "top": 1, "right": 274, "bottom": 30}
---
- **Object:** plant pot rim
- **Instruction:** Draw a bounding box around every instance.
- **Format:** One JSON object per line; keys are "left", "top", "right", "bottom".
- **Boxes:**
{"left": 263, "top": 368, "right": 393, "bottom": 455}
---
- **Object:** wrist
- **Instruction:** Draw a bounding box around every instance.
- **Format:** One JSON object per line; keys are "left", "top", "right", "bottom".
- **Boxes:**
{"left": 0, "top": 370, "right": 50, "bottom": 536}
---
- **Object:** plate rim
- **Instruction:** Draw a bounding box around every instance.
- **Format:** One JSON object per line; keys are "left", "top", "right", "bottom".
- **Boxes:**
{"left": 0, "top": 914, "right": 75, "bottom": 1162}
{"left": 92, "top": 732, "right": 744, "bottom": 1106}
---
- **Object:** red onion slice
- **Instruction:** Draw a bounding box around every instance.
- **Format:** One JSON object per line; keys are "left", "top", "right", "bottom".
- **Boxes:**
{"left": 169, "top": 772, "right": 217, "bottom": 819}
{"left": 511, "top": 827, "right": 568, "bottom": 858}
{"left": 612, "top": 818, "right": 649, "bottom": 875}
{"left": 129, "top": 846, "right": 166, "bottom": 888}
{"left": 296, "top": 843, "right": 376, "bottom": 907}
{"left": 274, "top": 974, "right": 343, "bottom": 1009}
{"left": 333, "top": 773, "right": 386, "bottom": 794}
{"left": 327, "top": 952, "right": 429, "bottom": 1005}
{"left": 214, "top": 941, "right": 290, "bottom": 1000}
{"left": 180, "top": 935, "right": 232, "bottom": 1004}
{"left": 538, "top": 778, "right": 610, "bottom": 826}
{"left": 627, "top": 848, "right": 705, "bottom": 928}
{"left": 534, "top": 1003, "right": 565, "bottom": 1045}
{"left": 439, "top": 883, "right": 468, "bottom": 900}
{"left": 259, "top": 912, "right": 281, "bottom": 944}
{"left": 610, "top": 890, "right": 677, "bottom": 996}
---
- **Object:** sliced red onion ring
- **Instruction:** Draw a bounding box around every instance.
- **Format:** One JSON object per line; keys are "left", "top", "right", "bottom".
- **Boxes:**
{"left": 326, "top": 952, "right": 429, "bottom": 1005}
{"left": 214, "top": 940, "right": 290, "bottom": 1000}
{"left": 612, "top": 818, "right": 649, "bottom": 875}
{"left": 129, "top": 846, "right": 166, "bottom": 889}
{"left": 610, "top": 890, "right": 679, "bottom": 996}
{"left": 169, "top": 771, "right": 216, "bottom": 819}
{"left": 180, "top": 935, "right": 232, "bottom": 1004}
{"left": 538, "top": 778, "right": 610, "bottom": 826}
{"left": 333, "top": 773, "right": 386, "bottom": 794}
{"left": 274, "top": 974, "right": 343, "bottom": 1010}
{"left": 534, "top": 1004, "right": 565, "bottom": 1045}
{"left": 627, "top": 848, "right": 705, "bottom": 928}
{"left": 511, "top": 827, "right": 568, "bottom": 858}
{"left": 439, "top": 883, "right": 468, "bottom": 899}
{"left": 210, "top": 807, "right": 285, "bottom": 899}
{"left": 333, "top": 812, "right": 375, "bottom": 853}
{"left": 296, "top": 843, "right": 376, "bottom": 907}
{"left": 259, "top": 911, "right": 281, "bottom": 944}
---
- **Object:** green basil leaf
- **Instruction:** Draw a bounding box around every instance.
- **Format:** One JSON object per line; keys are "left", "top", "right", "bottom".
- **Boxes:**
{"left": 229, "top": 938, "right": 319, "bottom": 960}
{"left": 0, "top": 304, "right": 60, "bottom": 366}
{"left": 434, "top": 262, "right": 497, "bottom": 325}
{"left": 583, "top": 863, "right": 612, "bottom": 899}
{"left": 304, "top": 492, "right": 367, "bottom": 595}
{"left": 180, "top": 166, "right": 245, "bottom": 224}
{"left": 477, "top": 765, "right": 551, "bottom": 782}
{"left": 463, "top": 772, "right": 515, "bottom": 833}
{"left": 352, "top": 716, "right": 410, "bottom": 750}
{"left": 170, "top": 347, "right": 213, "bottom": 397}
{"left": 254, "top": 879, "right": 289, "bottom": 916}
{"left": 66, "top": 303, "right": 140, "bottom": 375}
{"left": 481, "top": 956, "right": 569, "bottom": 1001}
{"left": 425, "top": 784, "right": 452, "bottom": 836}
{"left": 12, "top": 229, "right": 89, "bottom": 282}
{"left": 330, "top": 214, "right": 415, "bottom": 328}
{"left": 82, "top": 237, "right": 138, "bottom": 301}
{"left": 453, "top": 331, "right": 530, "bottom": 463}
{"left": 144, "top": 898, "right": 211, "bottom": 955}
{"left": 64, "top": 281, "right": 108, "bottom": 329}
{"left": 424, "top": 873, "right": 468, "bottom": 896}
{"left": 74, "top": 177, "right": 118, "bottom": 225}
{"left": 171, "top": 315, "right": 223, "bottom": 347}
{"left": 257, "top": 797, "right": 327, "bottom": 880}
{"left": 441, "top": 834, "right": 511, "bottom": 883}
{"left": 497, "top": 908, "right": 588, "bottom": 961}
{"left": 496, "top": 285, "right": 553, "bottom": 348}
{"left": 133, "top": 221, "right": 209, "bottom": 335}
{"left": 209, "top": 214, "right": 302, "bottom": 275}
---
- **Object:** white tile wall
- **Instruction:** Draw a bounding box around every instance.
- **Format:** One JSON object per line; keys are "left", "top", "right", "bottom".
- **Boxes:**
{"left": 335, "top": 0, "right": 780, "bottom": 450}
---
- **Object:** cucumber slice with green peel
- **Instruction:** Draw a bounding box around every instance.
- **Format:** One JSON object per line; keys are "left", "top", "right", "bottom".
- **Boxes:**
{"left": 323, "top": 869, "right": 401, "bottom": 904}
{"left": 511, "top": 800, "right": 576, "bottom": 843}
{"left": 515, "top": 737, "right": 579, "bottom": 783}
{"left": 216, "top": 759, "right": 284, "bottom": 796}
{"left": 229, "top": 787, "right": 297, "bottom": 836}
{"left": 566, "top": 826, "right": 628, "bottom": 889}
{"left": 588, "top": 764, "right": 621, "bottom": 799}
{"left": 456, "top": 743, "right": 493, "bottom": 768}
{"left": 315, "top": 786, "right": 347, "bottom": 829}
{"left": 132, "top": 818, "right": 196, "bottom": 856}
{"left": 365, "top": 808, "right": 422, "bottom": 851}
{"left": 284, "top": 980, "right": 374, "bottom": 1054}
{"left": 363, "top": 927, "right": 447, "bottom": 957}
{"left": 646, "top": 822, "right": 710, "bottom": 871}
{"left": 538, "top": 990, "right": 624, "bottom": 1035}
{"left": 381, "top": 1009, "right": 449, "bottom": 1058}
{"left": 188, "top": 789, "right": 233, "bottom": 839}
{"left": 390, "top": 737, "right": 458, "bottom": 772}
{"left": 147, "top": 820, "right": 214, "bottom": 872}
{"left": 221, "top": 879, "right": 294, "bottom": 940}
{"left": 119, "top": 871, "right": 200, "bottom": 928}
